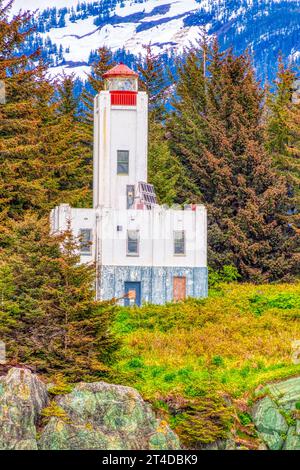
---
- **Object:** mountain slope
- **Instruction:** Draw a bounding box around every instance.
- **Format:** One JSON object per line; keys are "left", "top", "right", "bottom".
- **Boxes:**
{"left": 11, "top": 0, "right": 300, "bottom": 82}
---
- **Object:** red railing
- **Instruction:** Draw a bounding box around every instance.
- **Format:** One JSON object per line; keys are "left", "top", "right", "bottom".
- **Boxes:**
{"left": 110, "top": 91, "right": 137, "bottom": 106}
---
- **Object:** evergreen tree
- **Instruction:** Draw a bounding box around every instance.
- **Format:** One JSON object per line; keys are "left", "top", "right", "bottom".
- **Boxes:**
{"left": 169, "top": 42, "right": 298, "bottom": 282}
{"left": 87, "top": 46, "right": 114, "bottom": 94}
{"left": 265, "top": 59, "right": 295, "bottom": 154}
{"left": 0, "top": 215, "right": 118, "bottom": 380}
{"left": 0, "top": 5, "right": 92, "bottom": 221}
{"left": 81, "top": 46, "right": 114, "bottom": 137}
{"left": 266, "top": 60, "right": 300, "bottom": 230}
{"left": 0, "top": 2, "right": 52, "bottom": 223}
{"left": 148, "top": 122, "right": 201, "bottom": 205}
{"left": 138, "top": 44, "right": 168, "bottom": 123}
{"left": 41, "top": 73, "right": 93, "bottom": 208}
{"left": 0, "top": 1, "right": 31, "bottom": 67}
{"left": 167, "top": 47, "right": 209, "bottom": 198}
{"left": 138, "top": 45, "right": 199, "bottom": 204}
{"left": 286, "top": 99, "right": 300, "bottom": 230}
{"left": 0, "top": 5, "right": 114, "bottom": 379}
{"left": 56, "top": 72, "right": 78, "bottom": 117}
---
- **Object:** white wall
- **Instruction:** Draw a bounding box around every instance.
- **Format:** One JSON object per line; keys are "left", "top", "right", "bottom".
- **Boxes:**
{"left": 50, "top": 205, "right": 207, "bottom": 269}
{"left": 93, "top": 91, "right": 148, "bottom": 211}
{"left": 100, "top": 206, "right": 207, "bottom": 268}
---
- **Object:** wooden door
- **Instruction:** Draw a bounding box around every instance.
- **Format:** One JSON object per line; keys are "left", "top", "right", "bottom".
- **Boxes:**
{"left": 173, "top": 277, "right": 186, "bottom": 302}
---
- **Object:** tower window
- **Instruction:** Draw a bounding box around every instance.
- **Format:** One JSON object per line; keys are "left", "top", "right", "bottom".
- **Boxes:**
{"left": 79, "top": 229, "right": 92, "bottom": 255}
{"left": 117, "top": 150, "right": 129, "bottom": 175}
{"left": 127, "top": 230, "right": 139, "bottom": 256}
{"left": 174, "top": 230, "right": 185, "bottom": 255}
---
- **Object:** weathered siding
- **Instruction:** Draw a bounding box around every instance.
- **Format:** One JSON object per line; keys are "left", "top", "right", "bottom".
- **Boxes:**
{"left": 99, "top": 266, "right": 208, "bottom": 305}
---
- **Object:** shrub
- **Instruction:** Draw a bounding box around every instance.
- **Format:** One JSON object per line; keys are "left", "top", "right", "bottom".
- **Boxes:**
{"left": 238, "top": 412, "right": 252, "bottom": 426}
{"left": 209, "top": 265, "right": 240, "bottom": 289}
{"left": 211, "top": 356, "right": 225, "bottom": 367}
{"left": 249, "top": 292, "right": 300, "bottom": 316}
{"left": 41, "top": 401, "right": 68, "bottom": 421}
{"left": 164, "top": 373, "right": 176, "bottom": 383}
{"left": 48, "top": 374, "right": 73, "bottom": 395}
{"left": 169, "top": 394, "right": 233, "bottom": 447}
{"left": 127, "top": 357, "right": 144, "bottom": 369}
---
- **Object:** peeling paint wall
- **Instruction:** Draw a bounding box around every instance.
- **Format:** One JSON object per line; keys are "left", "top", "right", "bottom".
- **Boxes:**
{"left": 99, "top": 266, "right": 208, "bottom": 305}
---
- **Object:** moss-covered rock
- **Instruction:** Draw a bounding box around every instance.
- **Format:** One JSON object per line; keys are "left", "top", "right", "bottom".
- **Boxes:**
{"left": 259, "top": 377, "right": 300, "bottom": 411}
{"left": 252, "top": 377, "right": 300, "bottom": 450}
{"left": 283, "top": 426, "right": 300, "bottom": 450}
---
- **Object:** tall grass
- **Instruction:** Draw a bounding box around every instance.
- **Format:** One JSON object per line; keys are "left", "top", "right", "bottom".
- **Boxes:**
{"left": 112, "top": 282, "right": 300, "bottom": 447}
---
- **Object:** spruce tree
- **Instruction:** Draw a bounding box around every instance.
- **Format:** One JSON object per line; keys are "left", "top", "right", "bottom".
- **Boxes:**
{"left": 81, "top": 47, "right": 114, "bottom": 145}
{"left": 286, "top": 99, "right": 300, "bottom": 230}
{"left": 138, "top": 44, "right": 168, "bottom": 123}
{"left": 266, "top": 60, "right": 300, "bottom": 230}
{"left": 56, "top": 72, "right": 78, "bottom": 117}
{"left": 0, "top": 2, "right": 52, "bottom": 222}
{"left": 148, "top": 122, "right": 201, "bottom": 205}
{"left": 169, "top": 42, "right": 298, "bottom": 281}
{"left": 137, "top": 45, "right": 199, "bottom": 204}
{"left": 87, "top": 47, "right": 114, "bottom": 94}
{"left": 167, "top": 47, "right": 208, "bottom": 198}
{"left": 0, "top": 4, "right": 92, "bottom": 220}
{"left": 0, "top": 4, "right": 118, "bottom": 380}
{"left": 0, "top": 215, "right": 118, "bottom": 380}
{"left": 41, "top": 73, "right": 93, "bottom": 208}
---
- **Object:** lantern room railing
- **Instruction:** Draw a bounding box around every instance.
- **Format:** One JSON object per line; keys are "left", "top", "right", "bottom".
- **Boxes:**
{"left": 110, "top": 91, "right": 137, "bottom": 106}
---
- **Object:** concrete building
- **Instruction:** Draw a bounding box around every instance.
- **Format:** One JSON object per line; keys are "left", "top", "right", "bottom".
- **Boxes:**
{"left": 51, "top": 64, "right": 208, "bottom": 306}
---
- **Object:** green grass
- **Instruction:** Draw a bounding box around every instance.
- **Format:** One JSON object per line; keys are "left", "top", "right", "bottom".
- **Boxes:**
{"left": 111, "top": 282, "right": 300, "bottom": 447}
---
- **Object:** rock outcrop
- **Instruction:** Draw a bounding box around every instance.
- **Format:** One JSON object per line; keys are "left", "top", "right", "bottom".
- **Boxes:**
{"left": 39, "top": 381, "right": 180, "bottom": 450}
{"left": 0, "top": 368, "right": 180, "bottom": 450}
{"left": 0, "top": 368, "right": 48, "bottom": 450}
{"left": 2, "top": 367, "right": 300, "bottom": 450}
{"left": 252, "top": 377, "right": 300, "bottom": 450}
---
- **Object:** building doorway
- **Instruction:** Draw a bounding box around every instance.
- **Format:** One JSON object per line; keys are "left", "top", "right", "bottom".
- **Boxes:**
{"left": 124, "top": 282, "right": 141, "bottom": 306}
{"left": 173, "top": 277, "right": 186, "bottom": 302}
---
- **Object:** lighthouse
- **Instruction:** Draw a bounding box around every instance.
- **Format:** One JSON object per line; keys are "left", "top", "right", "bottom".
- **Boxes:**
{"left": 51, "top": 63, "right": 208, "bottom": 306}
{"left": 93, "top": 64, "right": 148, "bottom": 211}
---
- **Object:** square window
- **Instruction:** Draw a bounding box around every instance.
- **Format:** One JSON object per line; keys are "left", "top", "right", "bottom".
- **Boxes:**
{"left": 127, "top": 230, "right": 139, "bottom": 256}
{"left": 79, "top": 229, "right": 92, "bottom": 255}
{"left": 117, "top": 150, "right": 129, "bottom": 175}
{"left": 174, "top": 230, "right": 185, "bottom": 255}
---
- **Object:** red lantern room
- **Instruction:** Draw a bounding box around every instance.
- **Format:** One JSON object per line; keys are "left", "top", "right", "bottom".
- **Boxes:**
{"left": 103, "top": 63, "right": 138, "bottom": 106}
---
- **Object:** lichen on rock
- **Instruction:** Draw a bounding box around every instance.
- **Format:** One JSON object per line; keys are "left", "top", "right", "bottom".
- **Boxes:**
{"left": 39, "top": 381, "right": 180, "bottom": 450}
{"left": 0, "top": 368, "right": 48, "bottom": 450}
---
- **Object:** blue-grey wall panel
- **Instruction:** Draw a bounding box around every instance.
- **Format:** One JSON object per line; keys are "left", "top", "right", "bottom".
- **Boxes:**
{"left": 99, "top": 266, "right": 208, "bottom": 305}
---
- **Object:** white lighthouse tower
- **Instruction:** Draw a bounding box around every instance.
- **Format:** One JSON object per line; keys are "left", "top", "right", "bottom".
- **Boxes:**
{"left": 93, "top": 64, "right": 148, "bottom": 211}
{"left": 51, "top": 64, "right": 208, "bottom": 306}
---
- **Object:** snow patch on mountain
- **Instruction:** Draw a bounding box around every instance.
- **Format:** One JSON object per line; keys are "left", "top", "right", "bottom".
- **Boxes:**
{"left": 11, "top": 0, "right": 80, "bottom": 13}
{"left": 9, "top": 0, "right": 300, "bottom": 82}
{"left": 43, "top": 0, "right": 203, "bottom": 60}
